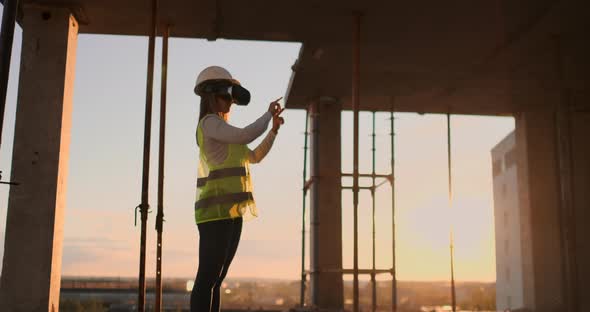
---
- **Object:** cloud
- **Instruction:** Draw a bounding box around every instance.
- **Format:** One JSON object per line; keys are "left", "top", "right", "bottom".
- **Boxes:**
{"left": 62, "top": 236, "right": 136, "bottom": 276}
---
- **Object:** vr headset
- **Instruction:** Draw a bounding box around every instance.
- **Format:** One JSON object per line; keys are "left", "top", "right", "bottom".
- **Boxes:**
{"left": 196, "top": 79, "right": 251, "bottom": 106}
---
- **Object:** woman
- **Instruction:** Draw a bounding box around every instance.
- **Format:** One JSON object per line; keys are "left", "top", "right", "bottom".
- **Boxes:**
{"left": 191, "top": 66, "right": 284, "bottom": 311}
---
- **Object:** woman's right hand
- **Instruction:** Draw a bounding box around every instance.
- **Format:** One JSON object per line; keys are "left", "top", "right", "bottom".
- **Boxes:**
{"left": 272, "top": 113, "right": 285, "bottom": 134}
{"left": 268, "top": 97, "right": 283, "bottom": 115}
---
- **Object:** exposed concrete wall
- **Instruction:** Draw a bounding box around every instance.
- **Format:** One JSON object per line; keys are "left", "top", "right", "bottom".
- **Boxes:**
{"left": 0, "top": 6, "right": 78, "bottom": 312}
{"left": 309, "top": 100, "right": 343, "bottom": 310}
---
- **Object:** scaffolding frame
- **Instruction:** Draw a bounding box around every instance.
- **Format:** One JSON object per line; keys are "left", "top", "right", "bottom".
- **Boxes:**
{"left": 299, "top": 108, "right": 397, "bottom": 312}
{"left": 299, "top": 15, "right": 397, "bottom": 312}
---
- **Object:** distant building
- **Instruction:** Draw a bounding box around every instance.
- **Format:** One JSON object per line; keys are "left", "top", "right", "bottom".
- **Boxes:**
{"left": 491, "top": 131, "right": 524, "bottom": 311}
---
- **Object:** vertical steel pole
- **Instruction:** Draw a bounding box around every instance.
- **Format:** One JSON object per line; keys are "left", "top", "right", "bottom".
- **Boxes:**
{"left": 390, "top": 104, "right": 397, "bottom": 312}
{"left": 138, "top": 0, "right": 158, "bottom": 310}
{"left": 155, "top": 24, "right": 170, "bottom": 312}
{"left": 0, "top": 0, "right": 19, "bottom": 152}
{"left": 300, "top": 107, "right": 310, "bottom": 307}
{"left": 310, "top": 102, "right": 320, "bottom": 305}
{"left": 447, "top": 113, "right": 457, "bottom": 312}
{"left": 352, "top": 13, "right": 361, "bottom": 312}
{"left": 371, "top": 112, "right": 377, "bottom": 312}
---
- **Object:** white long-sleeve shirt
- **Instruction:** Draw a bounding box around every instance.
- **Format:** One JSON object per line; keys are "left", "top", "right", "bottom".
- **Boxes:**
{"left": 199, "top": 112, "right": 276, "bottom": 165}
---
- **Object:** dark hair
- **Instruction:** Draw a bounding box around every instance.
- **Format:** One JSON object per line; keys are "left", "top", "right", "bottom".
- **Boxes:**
{"left": 197, "top": 93, "right": 218, "bottom": 147}
{"left": 198, "top": 93, "right": 216, "bottom": 123}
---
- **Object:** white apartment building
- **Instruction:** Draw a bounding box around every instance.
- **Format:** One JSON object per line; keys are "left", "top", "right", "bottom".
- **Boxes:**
{"left": 491, "top": 131, "right": 524, "bottom": 311}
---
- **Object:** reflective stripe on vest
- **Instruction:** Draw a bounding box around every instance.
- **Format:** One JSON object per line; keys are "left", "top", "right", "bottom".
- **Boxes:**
{"left": 196, "top": 166, "right": 247, "bottom": 188}
{"left": 195, "top": 192, "right": 253, "bottom": 209}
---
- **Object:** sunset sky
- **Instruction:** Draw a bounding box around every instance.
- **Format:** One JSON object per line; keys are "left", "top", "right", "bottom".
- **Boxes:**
{"left": 0, "top": 16, "right": 514, "bottom": 282}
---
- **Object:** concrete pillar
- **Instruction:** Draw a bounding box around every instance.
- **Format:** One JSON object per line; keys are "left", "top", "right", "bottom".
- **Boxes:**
{"left": 515, "top": 111, "right": 566, "bottom": 312}
{"left": 0, "top": 6, "right": 78, "bottom": 311}
{"left": 309, "top": 98, "right": 343, "bottom": 310}
{"left": 516, "top": 108, "right": 590, "bottom": 312}
{"left": 554, "top": 33, "right": 590, "bottom": 312}
{"left": 570, "top": 111, "right": 590, "bottom": 312}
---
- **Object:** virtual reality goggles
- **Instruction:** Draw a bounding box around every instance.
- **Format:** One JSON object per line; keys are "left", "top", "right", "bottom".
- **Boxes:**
{"left": 195, "top": 79, "right": 251, "bottom": 106}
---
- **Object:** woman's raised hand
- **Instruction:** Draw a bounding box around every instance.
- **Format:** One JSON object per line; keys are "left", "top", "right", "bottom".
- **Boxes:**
{"left": 272, "top": 113, "right": 285, "bottom": 134}
{"left": 268, "top": 97, "right": 285, "bottom": 133}
{"left": 268, "top": 97, "right": 283, "bottom": 115}
{"left": 272, "top": 108, "right": 285, "bottom": 134}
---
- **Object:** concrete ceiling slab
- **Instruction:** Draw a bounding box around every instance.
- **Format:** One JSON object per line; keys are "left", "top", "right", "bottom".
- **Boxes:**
{"left": 9, "top": 0, "right": 589, "bottom": 114}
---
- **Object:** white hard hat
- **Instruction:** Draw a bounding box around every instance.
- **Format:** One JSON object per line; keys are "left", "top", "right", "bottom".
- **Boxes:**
{"left": 195, "top": 66, "right": 233, "bottom": 91}
{"left": 194, "top": 66, "right": 251, "bottom": 105}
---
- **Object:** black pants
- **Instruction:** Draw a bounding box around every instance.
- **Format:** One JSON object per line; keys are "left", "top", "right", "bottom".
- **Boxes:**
{"left": 190, "top": 217, "right": 243, "bottom": 312}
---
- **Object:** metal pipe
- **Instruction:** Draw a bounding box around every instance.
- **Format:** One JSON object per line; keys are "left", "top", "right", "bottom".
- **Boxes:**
{"left": 0, "top": 0, "right": 19, "bottom": 152}
{"left": 138, "top": 0, "right": 158, "bottom": 309}
{"left": 300, "top": 106, "right": 310, "bottom": 307}
{"left": 310, "top": 102, "right": 320, "bottom": 305}
{"left": 341, "top": 173, "right": 391, "bottom": 179}
{"left": 371, "top": 112, "right": 377, "bottom": 312}
{"left": 352, "top": 13, "right": 361, "bottom": 312}
{"left": 447, "top": 113, "right": 457, "bottom": 312}
{"left": 343, "top": 186, "right": 374, "bottom": 191}
{"left": 306, "top": 267, "right": 396, "bottom": 276}
{"left": 390, "top": 104, "right": 397, "bottom": 312}
{"left": 155, "top": 24, "right": 170, "bottom": 312}
{"left": 325, "top": 268, "right": 393, "bottom": 275}
{"left": 342, "top": 186, "right": 373, "bottom": 191}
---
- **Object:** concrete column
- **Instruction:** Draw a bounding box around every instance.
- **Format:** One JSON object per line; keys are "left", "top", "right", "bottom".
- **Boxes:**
{"left": 515, "top": 111, "right": 565, "bottom": 312}
{"left": 570, "top": 111, "right": 590, "bottom": 312}
{"left": 515, "top": 109, "right": 590, "bottom": 312}
{"left": 0, "top": 6, "right": 78, "bottom": 311}
{"left": 309, "top": 98, "right": 343, "bottom": 310}
{"left": 554, "top": 34, "right": 590, "bottom": 312}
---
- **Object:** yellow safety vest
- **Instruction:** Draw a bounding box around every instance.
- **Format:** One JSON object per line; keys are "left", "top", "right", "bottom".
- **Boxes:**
{"left": 195, "top": 117, "right": 257, "bottom": 224}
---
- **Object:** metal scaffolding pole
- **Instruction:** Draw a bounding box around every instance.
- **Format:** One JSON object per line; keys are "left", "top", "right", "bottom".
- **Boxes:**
{"left": 300, "top": 107, "right": 310, "bottom": 307}
{"left": 310, "top": 102, "right": 320, "bottom": 305}
{"left": 352, "top": 13, "right": 361, "bottom": 312}
{"left": 0, "top": 0, "right": 18, "bottom": 154}
{"left": 447, "top": 113, "right": 457, "bottom": 312}
{"left": 154, "top": 24, "right": 170, "bottom": 312}
{"left": 371, "top": 112, "right": 377, "bottom": 312}
{"left": 137, "top": 0, "right": 158, "bottom": 309}
{"left": 390, "top": 106, "right": 397, "bottom": 312}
